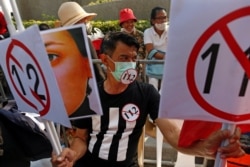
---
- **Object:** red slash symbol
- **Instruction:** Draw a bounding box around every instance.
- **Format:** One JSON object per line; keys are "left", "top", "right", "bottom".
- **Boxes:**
{"left": 6, "top": 39, "right": 50, "bottom": 116}
{"left": 187, "top": 6, "right": 250, "bottom": 122}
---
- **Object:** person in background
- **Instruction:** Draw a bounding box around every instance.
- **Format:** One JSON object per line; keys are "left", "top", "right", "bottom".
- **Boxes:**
{"left": 0, "top": 11, "right": 9, "bottom": 40}
{"left": 118, "top": 9, "right": 156, "bottom": 165}
{"left": 51, "top": 32, "right": 245, "bottom": 167}
{"left": 57, "top": 1, "right": 106, "bottom": 82}
{"left": 38, "top": 23, "right": 50, "bottom": 31}
{"left": 0, "top": 11, "right": 11, "bottom": 98}
{"left": 144, "top": 7, "right": 169, "bottom": 91}
{"left": 119, "top": 8, "right": 146, "bottom": 82}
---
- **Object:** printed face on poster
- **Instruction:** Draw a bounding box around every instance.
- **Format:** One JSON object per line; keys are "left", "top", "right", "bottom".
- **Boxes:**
{"left": 159, "top": 0, "right": 250, "bottom": 124}
{"left": 40, "top": 25, "right": 103, "bottom": 120}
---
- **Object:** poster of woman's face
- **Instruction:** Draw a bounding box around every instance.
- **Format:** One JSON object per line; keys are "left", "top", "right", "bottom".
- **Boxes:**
{"left": 40, "top": 25, "right": 102, "bottom": 120}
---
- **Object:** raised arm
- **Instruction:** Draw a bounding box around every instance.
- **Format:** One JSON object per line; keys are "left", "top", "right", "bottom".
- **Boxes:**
{"left": 51, "top": 128, "right": 89, "bottom": 167}
{"left": 155, "top": 118, "right": 245, "bottom": 159}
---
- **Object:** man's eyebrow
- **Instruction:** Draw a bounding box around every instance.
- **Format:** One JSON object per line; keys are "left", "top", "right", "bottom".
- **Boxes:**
{"left": 119, "top": 54, "right": 127, "bottom": 57}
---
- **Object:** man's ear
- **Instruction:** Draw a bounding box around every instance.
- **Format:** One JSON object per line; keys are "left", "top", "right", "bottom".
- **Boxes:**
{"left": 99, "top": 53, "right": 108, "bottom": 65}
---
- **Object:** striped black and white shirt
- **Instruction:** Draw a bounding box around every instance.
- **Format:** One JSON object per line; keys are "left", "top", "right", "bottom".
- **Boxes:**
{"left": 73, "top": 81, "right": 159, "bottom": 166}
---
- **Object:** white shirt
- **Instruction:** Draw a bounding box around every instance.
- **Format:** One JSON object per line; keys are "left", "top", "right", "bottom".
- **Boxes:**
{"left": 143, "top": 25, "right": 168, "bottom": 53}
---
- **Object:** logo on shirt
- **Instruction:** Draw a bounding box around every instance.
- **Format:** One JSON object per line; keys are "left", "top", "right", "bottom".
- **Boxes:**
{"left": 120, "top": 69, "right": 137, "bottom": 84}
{"left": 121, "top": 103, "right": 140, "bottom": 122}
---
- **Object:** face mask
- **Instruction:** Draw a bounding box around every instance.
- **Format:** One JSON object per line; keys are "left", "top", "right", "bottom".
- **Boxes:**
{"left": 109, "top": 60, "right": 137, "bottom": 84}
{"left": 85, "top": 22, "right": 92, "bottom": 34}
{"left": 121, "top": 27, "right": 135, "bottom": 34}
{"left": 155, "top": 22, "right": 168, "bottom": 31}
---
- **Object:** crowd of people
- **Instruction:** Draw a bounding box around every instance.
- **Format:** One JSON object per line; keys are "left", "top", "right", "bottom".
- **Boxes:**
{"left": 0, "top": 1, "right": 249, "bottom": 167}
{"left": 50, "top": 2, "right": 247, "bottom": 167}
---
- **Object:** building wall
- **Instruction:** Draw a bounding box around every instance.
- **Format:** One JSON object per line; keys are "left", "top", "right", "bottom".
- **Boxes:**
{"left": 84, "top": 0, "right": 171, "bottom": 21}
{"left": 15, "top": 0, "right": 170, "bottom": 21}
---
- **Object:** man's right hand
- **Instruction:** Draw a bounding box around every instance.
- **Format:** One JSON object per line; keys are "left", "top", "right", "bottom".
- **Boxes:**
{"left": 51, "top": 148, "right": 76, "bottom": 167}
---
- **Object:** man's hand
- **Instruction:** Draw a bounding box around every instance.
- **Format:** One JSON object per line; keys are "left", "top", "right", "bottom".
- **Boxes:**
{"left": 51, "top": 148, "right": 76, "bottom": 167}
{"left": 204, "top": 127, "right": 245, "bottom": 158}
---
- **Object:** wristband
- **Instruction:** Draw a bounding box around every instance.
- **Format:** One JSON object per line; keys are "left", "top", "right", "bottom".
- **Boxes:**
{"left": 147, "top": 49, "right": 158, "bottom": 59}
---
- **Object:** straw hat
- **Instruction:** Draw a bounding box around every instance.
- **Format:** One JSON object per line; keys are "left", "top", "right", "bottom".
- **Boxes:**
{"left": 119, "top": 8, "right": 137, "bottom": 26}
{"left": 58, "top": 2, "right": 97, "bottom": 26}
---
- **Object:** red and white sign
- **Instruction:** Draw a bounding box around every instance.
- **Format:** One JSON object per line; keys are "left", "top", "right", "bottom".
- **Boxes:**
{"left": 159, "top": 0, "right": 250, "bottom": 124}
{"left": 0, "top": 25, "right": 71, "bottom": 127}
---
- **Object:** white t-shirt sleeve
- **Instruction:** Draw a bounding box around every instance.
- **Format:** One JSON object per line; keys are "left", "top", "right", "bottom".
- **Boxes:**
{"left": 143, "top": 28, "right": 153, "bottom": 45}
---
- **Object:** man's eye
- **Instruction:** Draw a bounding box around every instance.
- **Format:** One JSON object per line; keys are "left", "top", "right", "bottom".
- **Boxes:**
{"left": 48, "top": 54, "right": 58, "bottom": 61}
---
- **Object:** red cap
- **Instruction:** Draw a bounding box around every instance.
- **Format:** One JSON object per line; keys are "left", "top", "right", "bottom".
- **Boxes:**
{"left": 119, "top": 8, "right": 137, "bottom": 26}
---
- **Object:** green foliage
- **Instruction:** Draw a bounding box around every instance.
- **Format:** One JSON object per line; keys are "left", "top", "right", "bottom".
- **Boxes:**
{"left": 21, "top": 14, "right": 57, "bottom": 29}
{"left": 91, "top": 20, "right": 150, "bottom": 33}
{"left": 135, "top": 20, "right": 151, "bottom": 32}
{"left": 88, "top": 0, "right": 114, "bottom": 6}
{"left": 41, "top": 14, "right": 56, "bottom": 21}
{"left": 91, "top": 20, "right": 120, "bottom": 33}
{"left": 22, "top": 20, "right": 56, "bottom": 29}
{"left": 21, "top": 19, "right": 150, "bottom": 34}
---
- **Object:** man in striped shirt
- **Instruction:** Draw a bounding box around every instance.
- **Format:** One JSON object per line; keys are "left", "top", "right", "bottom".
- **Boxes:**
{"left": 51, "top": 32, "right": 245, "bottom": 167}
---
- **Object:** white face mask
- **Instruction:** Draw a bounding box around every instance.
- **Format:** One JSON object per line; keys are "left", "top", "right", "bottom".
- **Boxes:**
{"left": 85, "top": 22, "right": 92, "bottom": 34}
{"left": 154, "top": 22, "right": 168, "bottom": 31}
{"left": 109, "top": 60, "right": 137, "bottom": 84}
{"left": 121, "top": 27, "right": 135, "bottom": 34}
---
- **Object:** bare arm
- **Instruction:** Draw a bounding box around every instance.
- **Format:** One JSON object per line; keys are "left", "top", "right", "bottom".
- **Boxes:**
{"left": 145, "top": 43, "right": 165, "bottom": 60}
{"left": 51, "top": 128, "right": 89, "bottom": 167}
{"left": 69, "top": 128, "right": 89, "bottom": 160}
{"left": 155, "top": 118, "right": 245, "bottom": 159}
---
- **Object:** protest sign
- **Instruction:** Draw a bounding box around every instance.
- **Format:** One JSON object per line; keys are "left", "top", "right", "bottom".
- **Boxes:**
{"left": 0, "top": 25, "right": 71, "bottom": 128}
{"left": 40, "top": 24, "right": 103, "bottom": 120}
{"left": 159, "top": 1, "right": 250, "bottom": 166}
{"left": 159, "top": 0, "right": 250, "bottom": 124}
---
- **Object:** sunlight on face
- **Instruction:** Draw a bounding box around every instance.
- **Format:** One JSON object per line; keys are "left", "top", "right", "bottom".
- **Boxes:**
{"left": 41, "top": 30, "right": 91, "bottom": 116}
{"left": 121, "top": 20, "right": 135, "bottom": 33}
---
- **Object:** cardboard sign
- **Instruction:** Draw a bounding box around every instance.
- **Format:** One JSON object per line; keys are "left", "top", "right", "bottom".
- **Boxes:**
{"left": 40, "top": 24, "right": 103, "bottom": 120}
{"left": 0, "top": 25, "right": 71, "bottom": 127}
{"left": 159, "top": 0, "right": 250, "bottom": 123}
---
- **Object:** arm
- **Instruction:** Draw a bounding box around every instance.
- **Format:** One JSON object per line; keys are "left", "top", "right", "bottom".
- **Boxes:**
{"left": 145, "top": 43, "right": 165, "bottom": 60}
{"left": 155, "top": 118, "right": 245, "bottom": 159}
{"left": 51, "top": 128, "right": 89, "bottom": 167}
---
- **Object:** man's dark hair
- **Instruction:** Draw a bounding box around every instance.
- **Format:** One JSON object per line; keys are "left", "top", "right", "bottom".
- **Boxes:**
{"left": 150, "top": 7, "right": 167, "bottom": 25}
{"left": 38, "top": 23, "right": 50, "bottom": 31}
{"left": 100, "top": 31, "right": 140, "bottom": 56}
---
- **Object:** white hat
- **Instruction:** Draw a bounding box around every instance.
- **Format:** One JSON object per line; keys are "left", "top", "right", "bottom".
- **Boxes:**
{"left": 58, "top": 2, "right": 97, "bottom": 26}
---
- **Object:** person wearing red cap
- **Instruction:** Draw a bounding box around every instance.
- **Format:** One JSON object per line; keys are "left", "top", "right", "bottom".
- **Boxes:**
{"left": 119, "top": 8, "right": 146, "bottom": 82}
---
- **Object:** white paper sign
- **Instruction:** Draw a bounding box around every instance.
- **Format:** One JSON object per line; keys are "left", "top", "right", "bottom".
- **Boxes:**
{"left": 0, "top": 25, "right": 71, "bottom": 127}
{"left": 40, "top": 24, "right": 103, "bottom": 121}
{"left": 159, "top": 0, "right": 250, "bottom": 123}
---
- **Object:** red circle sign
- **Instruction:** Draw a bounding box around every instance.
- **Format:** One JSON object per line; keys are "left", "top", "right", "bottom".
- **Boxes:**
{"left": 6, "top": 39, "right": 50, "bottom": 116}
{"left": 187, "top": 6, "right": 250, "bottom": 122}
